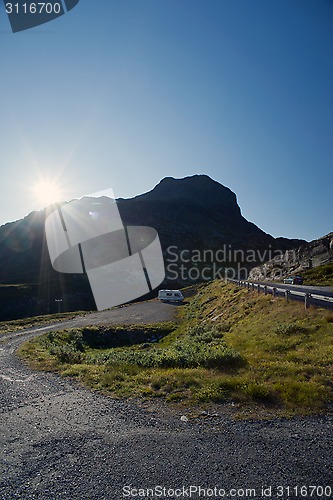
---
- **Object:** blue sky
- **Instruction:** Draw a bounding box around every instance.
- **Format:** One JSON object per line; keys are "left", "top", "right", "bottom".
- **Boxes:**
{"left": 0, "top": 0, "right": 332, "bottom": 241}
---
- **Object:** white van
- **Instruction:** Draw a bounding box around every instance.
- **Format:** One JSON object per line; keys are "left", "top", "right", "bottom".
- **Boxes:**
{"left": 158, "top": 289, "right": 184, "bottom": 302}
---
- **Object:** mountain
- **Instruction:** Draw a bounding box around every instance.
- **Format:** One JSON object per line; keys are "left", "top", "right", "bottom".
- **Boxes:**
{"left": 117, "top": 175, "right": 304, "bottom": 251}
{"left": 0, "top": 174, "right": 305, "bottom": 320}
{"left": 249, "top": 232, "right": 333, "bottom": 281}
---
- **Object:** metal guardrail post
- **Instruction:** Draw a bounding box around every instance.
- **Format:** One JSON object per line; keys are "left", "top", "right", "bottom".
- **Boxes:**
{"left": 264, "top": 285, "right": 267, "bottom": 295}
{"left": 305, "top": 293, "right": 311, "bottom": 310}
{"left": 272, "top": 287, "right": 276, "bottom": 297}
{"left": 285, "top": 290, "right": 290, "bottom": 302}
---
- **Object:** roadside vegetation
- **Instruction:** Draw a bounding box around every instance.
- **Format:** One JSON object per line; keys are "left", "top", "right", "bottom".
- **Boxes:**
{"left": 19, "top": 282, "right": 333, "bottom": 417}
{"left": 302, "top": 262, "right": 333, "bottom": 287}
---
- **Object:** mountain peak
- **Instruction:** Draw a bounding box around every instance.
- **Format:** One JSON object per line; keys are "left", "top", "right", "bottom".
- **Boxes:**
{"left": 154, "top": 173, "right": 232, "bottom": 192}
{"left": 134, "top": 174, "right": 240, "bottom": 216}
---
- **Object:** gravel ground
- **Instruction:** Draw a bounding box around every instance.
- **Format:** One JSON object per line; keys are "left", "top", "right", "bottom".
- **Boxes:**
{"left": 0, "top": 302, "right": 332, "bottom": 500}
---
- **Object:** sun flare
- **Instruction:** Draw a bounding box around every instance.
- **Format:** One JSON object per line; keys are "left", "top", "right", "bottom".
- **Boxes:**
{"left": 33, "top": 179, "right": 63, "bottom": 207}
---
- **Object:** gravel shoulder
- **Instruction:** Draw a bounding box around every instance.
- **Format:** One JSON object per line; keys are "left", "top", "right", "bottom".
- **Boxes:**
{"left": 0, "top": 301, "right": 332, "bottom": 499}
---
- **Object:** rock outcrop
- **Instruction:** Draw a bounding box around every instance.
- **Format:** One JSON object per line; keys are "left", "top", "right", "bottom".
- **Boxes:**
{"left": 249, "top": 232, "right": 333, "bottom": 281}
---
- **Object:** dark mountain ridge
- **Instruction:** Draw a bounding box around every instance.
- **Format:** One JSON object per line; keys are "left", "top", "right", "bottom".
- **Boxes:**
{"left": 117, "top": 175, "right": 304, "bottom": 251}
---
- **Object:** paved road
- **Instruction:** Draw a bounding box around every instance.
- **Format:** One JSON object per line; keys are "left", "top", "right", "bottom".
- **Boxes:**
{"left": 249, "top": 281, "right": 333, "bottom": 296}
{"left": 260, "top": 282, "right": 333, "bottom": 296}
{"left": 0, "top": 301, "right": 332, "bottom": 499}
{"left": 243, "top": 281, "right": 333, "bottom": 310}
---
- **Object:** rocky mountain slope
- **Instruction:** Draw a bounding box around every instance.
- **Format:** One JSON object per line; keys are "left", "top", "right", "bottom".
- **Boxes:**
{"left": 249, "top": 232, "right": 333, "bottom": 281}
{"left": 117, "top": 175, "right": 303, "bottom": 251}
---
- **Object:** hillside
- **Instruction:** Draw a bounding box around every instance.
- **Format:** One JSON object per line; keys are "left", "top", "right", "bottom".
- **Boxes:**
{"left": 302, "top": 262, "right": 333, "bottom": 287}
{"left": 249, "top": 232, "right": 333, "bottom": 282}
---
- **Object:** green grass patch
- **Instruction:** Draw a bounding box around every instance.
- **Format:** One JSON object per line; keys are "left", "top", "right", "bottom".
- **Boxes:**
{"left": 18, "top": 282, "right": 333, "bottom": 417}
{"left": 302, "top": 262, "right": 333, "bottom": 287}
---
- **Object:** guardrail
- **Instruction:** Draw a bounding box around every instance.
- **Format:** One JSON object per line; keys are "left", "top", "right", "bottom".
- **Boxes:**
{"left": 227, "top": 279, "right": 333, "bottom": 310}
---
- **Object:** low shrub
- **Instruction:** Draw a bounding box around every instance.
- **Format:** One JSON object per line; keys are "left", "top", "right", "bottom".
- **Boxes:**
{"left": 50, "top": 344, "right": 83, "bottom": 364}
{"left": 273, "top": 323, "right": 305, "bottom": 336}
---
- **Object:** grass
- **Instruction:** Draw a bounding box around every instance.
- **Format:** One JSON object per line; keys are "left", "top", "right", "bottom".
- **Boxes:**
{"left": 302, "top": 262, "right": 333, "bottom": 287}
{"left": 18, "top": 282, "right": 333, "bottom": 417}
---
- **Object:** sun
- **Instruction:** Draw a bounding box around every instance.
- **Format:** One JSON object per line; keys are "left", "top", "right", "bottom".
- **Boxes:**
{"left": 33, "top": 179, "right": 63, "bottom": 207}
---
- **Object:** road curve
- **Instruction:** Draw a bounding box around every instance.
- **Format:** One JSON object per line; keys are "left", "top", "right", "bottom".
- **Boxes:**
{"left": 0, "top": 301, "right": 332, "bottom": 499}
